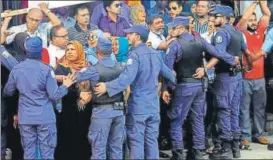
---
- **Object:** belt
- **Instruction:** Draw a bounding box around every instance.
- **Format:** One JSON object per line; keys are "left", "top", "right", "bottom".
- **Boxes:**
{"left": 95, "top": 102, "right": 124, "bottom": 110}
{"left": 177, "top": 78, "right": 202, "bottom": 83}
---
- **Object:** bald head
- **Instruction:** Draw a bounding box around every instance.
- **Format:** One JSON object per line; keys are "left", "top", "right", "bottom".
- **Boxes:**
{"left": 26, "top": 8, "right": 43, "bottom": 33}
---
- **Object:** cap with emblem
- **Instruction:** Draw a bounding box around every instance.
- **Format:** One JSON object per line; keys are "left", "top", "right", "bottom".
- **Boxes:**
{"left": 172, "top": 16, "right": 190, "bottom": 28}
{"left": 124, "top": 24, "right": 149, "bottom": 41}
{"left": 96, "top": 37, "right": 112, "bottom": 55}
{"left": 210, "top": 5, "right": 234, "bottom": 17}
{"left": 24, "top": 36, "right": 43, "bottom": 60}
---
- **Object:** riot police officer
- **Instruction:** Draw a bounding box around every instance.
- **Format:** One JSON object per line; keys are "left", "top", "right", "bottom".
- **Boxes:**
{"left": 162, "top": 16, "right": 239, "bottom": 160}
{"left": 3, "top": 37, "right": 76, "bottom": 159}
{"left": 87, "top": 37, "right": 126, "bottom": 159}
{"left": 94, "top": 24, "right": 176, "bottom": 159}
{"left": 209, "top": 5, "right": 250, "bottom": 159}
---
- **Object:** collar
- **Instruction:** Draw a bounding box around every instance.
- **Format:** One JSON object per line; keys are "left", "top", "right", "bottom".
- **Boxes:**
{"left": 180, "top": 32, "right": 192, "bottom": 38}
{"left": 75, "top": 23, "right": 91, "bottom": 32}
{"left": 23, "top": 24, "right": 39, "bottom": 35}
{"left": 49, "top": 43, "right": 65, "bottom": 52}
{"left": 106, "top": 15, "right": 122, "bottom": 23}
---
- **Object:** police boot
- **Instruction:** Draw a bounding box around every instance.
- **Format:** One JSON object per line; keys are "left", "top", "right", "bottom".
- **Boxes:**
{"left": 209, "top": 141, "right": 233, "bottom": 159}
{"left": 190, "top": 149, "right": 204, "bottom": 160}
{"left": 232, "top": 139, "right": 241, "bottom": 158}
{"left": 171, "top": 149, "right": 184, "bottom": 160}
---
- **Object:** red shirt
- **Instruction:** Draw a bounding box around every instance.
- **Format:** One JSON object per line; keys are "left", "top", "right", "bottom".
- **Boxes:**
{"left": 237, "top": 19, "right": 268, "bottom": 79}
{"left": 41, "top": 48, "right": 50, "bottom": 65}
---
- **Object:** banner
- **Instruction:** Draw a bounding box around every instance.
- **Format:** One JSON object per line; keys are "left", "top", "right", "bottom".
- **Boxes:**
{"left": 28, "top": 1, "right": 92, "bottom": 9}
{"left": 1, "top": 1, "right": 92, "bottom": 18}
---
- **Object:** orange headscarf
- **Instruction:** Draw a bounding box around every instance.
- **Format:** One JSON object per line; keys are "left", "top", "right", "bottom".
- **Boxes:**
{"left": 58, "top": 41, "right": 88, "bottom": 71}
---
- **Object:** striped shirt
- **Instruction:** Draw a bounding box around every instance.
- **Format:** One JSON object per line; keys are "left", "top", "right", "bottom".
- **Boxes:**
{"left": 68, "top": 23, "right": 99, "bottom": 49}
{"left": 193, "top": 14, "right": 209, "bottom": 34}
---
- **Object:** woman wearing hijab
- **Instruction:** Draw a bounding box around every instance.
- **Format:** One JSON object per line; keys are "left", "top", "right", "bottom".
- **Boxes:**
{"left": 129, "top": 4, "right": 147, "bottom": 26}
{"left": 54, "top": 41, "right": 92, "bottom": 160}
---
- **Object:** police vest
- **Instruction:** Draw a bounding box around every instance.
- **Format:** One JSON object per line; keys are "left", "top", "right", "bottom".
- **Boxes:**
{"left": 214, "top": 25, "right": 244, "bottom": 73}
{"left": 174, "top": 36, "right": 204, "bottom": 83}
{"left": 91, "top": 61, "right": 123, "bottom": 104}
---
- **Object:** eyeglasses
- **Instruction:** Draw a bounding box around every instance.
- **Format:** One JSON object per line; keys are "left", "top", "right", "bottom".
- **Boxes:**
{"left": 27, "top": 16, "right": 42, "bottom": 23}
{"left": 168, "top": 7, "right": 177, "bottom": 11}
{"left": 114, "top": 3, "right": 122, "bottom": 8}
{"left": 55, "top": 34, "right": 68, "bottom": 38}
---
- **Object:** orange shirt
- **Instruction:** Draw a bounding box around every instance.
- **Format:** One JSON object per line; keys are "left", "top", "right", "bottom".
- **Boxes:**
{"left": 237, "top": 19, "right": 268, "bottom": 79}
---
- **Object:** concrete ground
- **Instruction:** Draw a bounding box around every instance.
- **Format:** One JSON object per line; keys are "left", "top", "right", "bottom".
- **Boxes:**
{"left": 160, "top": 135, "right": 273, "bottom": 159}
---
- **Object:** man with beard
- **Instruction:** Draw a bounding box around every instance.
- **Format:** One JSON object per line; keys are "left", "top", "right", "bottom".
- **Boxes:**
{"left": 236, "top": 0, "right": 271, "bottom": 148}
{"left": 208, "top": 5, "right": 251, "bottom": 159}
{"left": 162, "top": 16, "right": 240, "bottom": 160}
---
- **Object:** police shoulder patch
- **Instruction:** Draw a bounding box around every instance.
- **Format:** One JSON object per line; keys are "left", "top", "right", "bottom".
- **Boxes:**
{"left": 215, "top": 36, "right": 223, "bottom": 44}
{"left": 127, "top": 58, "right": 133, "bottom": 65}
{"left": 2, "top": 51, "right": 10, "bottom": 58}
{"left": 51, "top": 70, "right": 56, "bottom": 78}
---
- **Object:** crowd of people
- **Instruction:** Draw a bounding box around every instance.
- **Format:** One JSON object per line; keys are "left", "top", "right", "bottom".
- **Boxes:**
{"left": 1, "top": 0, "right": 273, "bottom": 160}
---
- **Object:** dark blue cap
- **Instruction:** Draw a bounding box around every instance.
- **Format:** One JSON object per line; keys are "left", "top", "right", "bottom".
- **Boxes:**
{"left": 210, "top": 5, "right": 234, "bottom": 17}
{"left": 124, "top": 25, "right": 149, "bottom": 38}
{"left": 97, "top": 37, "right": 112, "bottom": 54}
{"left": 24, "top": 36, "right": 42, "bottom": 60}
{"left": 147, "top": 14, "right": 163, "bottom": 25}
{"left": 172, "top": 16, "right": 190, "bottom": 28}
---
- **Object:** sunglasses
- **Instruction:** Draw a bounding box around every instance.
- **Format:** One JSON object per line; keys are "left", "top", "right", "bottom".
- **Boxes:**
{"left": 168, "top": 7, "right": 177, "bottom": 11}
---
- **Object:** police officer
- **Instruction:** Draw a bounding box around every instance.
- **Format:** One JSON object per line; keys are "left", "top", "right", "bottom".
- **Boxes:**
{"left": 3, "top": 37, "right": 76, "bottom": 159}
{"left": 209, "top": 5, "right": 250, "bottom": 159}
{"left": 1, "top": 45, "right": 19, "bottom": 159}
{"left": 162, "top": 16, "right": 239, "bottom": 160}
{"left": 94, "top": 24, "right": 176, "bottom": 159}
{"left": 85, "top": 38, "right": 126, "bottom": 159}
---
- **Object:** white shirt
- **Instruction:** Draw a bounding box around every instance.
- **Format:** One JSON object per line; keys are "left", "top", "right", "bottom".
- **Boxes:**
{"left": 147, "top": 31, "right": 166, "bottom": 50}
{"left": 47, "top": 43, "right": 65, "bottom": 68}
{"left": 6, "top": 22, "right": 52, "bottom": 47}
{"left": 200, "top": 31, "right": 216, "bottom": 44}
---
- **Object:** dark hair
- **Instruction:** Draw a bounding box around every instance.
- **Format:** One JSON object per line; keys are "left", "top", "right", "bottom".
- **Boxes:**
{"left": 74, "top": 4, "right": 89, "bottom": 16}
{"left": 50, "top": 25, "right": 64, "bottom": 41}
{"left": 168, "top": 0, "right": 182, "bottom": 7}
{"left": 103, "top": 1, "right": 115, "bottom": 11}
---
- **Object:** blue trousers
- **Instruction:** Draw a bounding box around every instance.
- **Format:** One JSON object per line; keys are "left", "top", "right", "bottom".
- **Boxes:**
{"left": 214, "top": 73, "right": 242, "bottom": 141}
{"left": 18, "top": 124, "right": 56, "bottom": 159}
{"left": 126, "top": 113, "right": 160, "bottom": 159}
{"left": 239, "top": 78, "right": 267, "bottom": 140}
{"left": 88, "top": 115, "right": 125, "bottom": 159}
{"left": 169, "top": 84, "right": 206, "bottom": 150}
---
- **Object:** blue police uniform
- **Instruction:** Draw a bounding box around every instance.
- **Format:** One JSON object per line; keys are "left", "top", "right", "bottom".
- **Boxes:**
{"left": 3, "top": 37, "right": 69, "bottom": 159}
{"left": 1, "top": 45, "right": 19, "bottom": 159}
{"left": 102, "top": 25, "right": 176, "bottom": 159}
{"left": 209, "top": 5, "right": 248, "bottom": 159}
{"left": 87, "top": 38, "right": 125, "bottom": 159}
{"left": 164, "top": 17, "right": 236, "bottom": 159}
